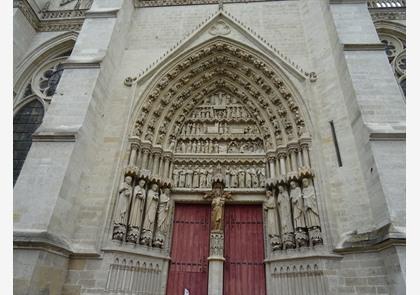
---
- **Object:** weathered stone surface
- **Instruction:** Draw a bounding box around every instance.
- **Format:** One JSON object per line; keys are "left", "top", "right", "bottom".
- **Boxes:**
{"left": 13, "top": 0, "right": 405, "bottom": 294}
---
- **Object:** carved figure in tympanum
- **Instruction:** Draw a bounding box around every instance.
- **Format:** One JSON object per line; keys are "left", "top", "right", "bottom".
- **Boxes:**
{"left": 193, "top": 169, "right": 200, "bottom": 188}
{"left": 238, "top": 168, "right": 246, "bottom": 188}
{"left": 185, "top": 168, "right": 193, "bottom": 188}
{"left": 230, "top": 169, "right": 238, "bottom": 188}
{"left": 199, "top": 169, "right": 207, "bottom": 188}
{"left": 257, "top": 168, "right": 266, "bottom": 188}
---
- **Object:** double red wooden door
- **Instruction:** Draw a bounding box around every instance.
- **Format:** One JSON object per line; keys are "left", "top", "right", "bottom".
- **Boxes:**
{"left": 167, "top": 204, "right": 266, "bottom": 295}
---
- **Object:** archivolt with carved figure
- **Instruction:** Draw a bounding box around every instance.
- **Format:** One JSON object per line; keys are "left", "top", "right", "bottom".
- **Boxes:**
{"left": 112, "top": 38, "right": 323, "bottom": 253}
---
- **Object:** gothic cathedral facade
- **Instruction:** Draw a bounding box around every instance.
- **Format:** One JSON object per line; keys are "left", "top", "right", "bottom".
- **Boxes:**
{"left": 13, "top": 0, "right": 406, "bottom": 294}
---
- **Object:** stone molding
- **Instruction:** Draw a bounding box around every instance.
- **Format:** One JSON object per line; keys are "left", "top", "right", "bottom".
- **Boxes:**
{"left": 62, "top": 61, "right": 101, "bottom": 69}
{"left": 369, "top": 132, "right": 405, "bottom": 141}
{"left": 343, "top": 43, "right": 386, "bottom": 51}
{"left": 330, "top": 0, "right": 367, "bottom": 4}
{"left": 32, "top": 131, "right": 78, "bottom": 142}
{"left": 13, "top": 230, "right": 73, "bottom": 257}
{"left": 14, "top": 0, "right": 89, "bottom": 32}
{"left": 134, "top": 0, "right": 296, "bottom": 8}
{"left": 334, "top": 223, "right": 406, "bottom": 254}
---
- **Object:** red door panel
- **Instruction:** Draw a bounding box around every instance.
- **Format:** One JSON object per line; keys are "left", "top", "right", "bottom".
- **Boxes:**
{"left": 166, "top": 204, "right": 211, "bottom": 295}
{"left": 224, "top": 205, "right": 266, "bottom": 295}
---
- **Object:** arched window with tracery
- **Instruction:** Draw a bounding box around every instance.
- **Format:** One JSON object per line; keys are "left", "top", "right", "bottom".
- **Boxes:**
{"left": 13, "top": 35, "right": 75, "bottom": 185}
{"left": 378, "top": 32, "right": 406, "bottom": 98}
{"left": 13, "top": 99, "right": 44, "bottom": 185}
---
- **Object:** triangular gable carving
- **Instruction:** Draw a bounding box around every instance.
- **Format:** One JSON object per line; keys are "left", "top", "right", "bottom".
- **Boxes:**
{"left": 124, "top": 9, "right": 312, "bottom": 87}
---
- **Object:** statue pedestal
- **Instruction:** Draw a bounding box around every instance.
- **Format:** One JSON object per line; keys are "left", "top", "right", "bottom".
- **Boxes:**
{"left": 207, "top": 256, "right": 225, "bottom": 295}
{"left": 207, "top": 231, "right": 225, "bottom": 295}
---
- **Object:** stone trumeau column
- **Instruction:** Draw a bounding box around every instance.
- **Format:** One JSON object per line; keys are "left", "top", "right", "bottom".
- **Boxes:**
{"left": 13, "top": 1, "right": 134, "bottom": 294}
{"left": 204, "top": 178, "right": 232, "bottom": 295}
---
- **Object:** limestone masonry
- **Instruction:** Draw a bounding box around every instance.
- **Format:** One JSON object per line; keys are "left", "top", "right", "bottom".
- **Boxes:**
{"left": 13, "top": 0, "right": 406, "bottom": 294}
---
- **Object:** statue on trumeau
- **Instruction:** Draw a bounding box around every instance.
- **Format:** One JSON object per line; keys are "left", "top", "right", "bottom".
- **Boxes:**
{"left": 204, "top": 182, "right": 232, "bottom": 232}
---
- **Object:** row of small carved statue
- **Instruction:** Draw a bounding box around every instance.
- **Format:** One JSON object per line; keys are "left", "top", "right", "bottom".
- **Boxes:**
{"left": 191, "top": 105, "right": 251, "bottom": 120}
{"left": 264, "top": 178, "right": 323, "bottom": 250}
{"left": 174, "top": 139, "right": 264, "bottom": 154}
{"left": 172, "top": 166, "right": 266, "bottom": 189}
{"left": 113, "top": 176, "right": 172, "bottom": 248}
{"left": 179, "top": 122, "right": 259, "bottom": 135}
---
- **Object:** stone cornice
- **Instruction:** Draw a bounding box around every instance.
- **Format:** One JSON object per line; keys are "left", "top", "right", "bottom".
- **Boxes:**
{"left": 14, "top": 0, "right": 89, "bottom": 32}
{"left": 14, "top": 230, "right": 73, "bottom": 257}
{"left": 134, "top": 0, "right": 293, "bottom": 8}
{"left": 330, "top": 0, "right": 367, "bottom": 4}
{"left": 333, "top": 223, "right": 406, "bottom": 254}
{"left": 343, "top": 43, "right": 386, "bottom": 51}
{"left": 32, "top": 131, "right": 78, "bottom": 142}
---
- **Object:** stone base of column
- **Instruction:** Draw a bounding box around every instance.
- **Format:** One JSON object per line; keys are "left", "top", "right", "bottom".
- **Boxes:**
{"left": 207, "top": 257, "right": 224, "bottom": 295}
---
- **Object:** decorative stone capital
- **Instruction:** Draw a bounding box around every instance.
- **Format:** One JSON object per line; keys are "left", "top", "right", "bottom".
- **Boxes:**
{"left": 151, "top": 146, "right": 163, "bottom": 156}
{"left": 276, "top": 147, "right": 288, "bottom": 158}
{"left": 162, "top": 152, "right": 173, "bottom": 160}
{"left": 141, "top": 142, "right": 153, "bottom": 153}
{"left": 128, "top": 136, "right": 141, "bottom": 145}
{"left": 287, "top": 142, "right": 300, "bottom": 153}
{"left": 266, "top": 152, "right": 277, "bottom": 161}
{"left": 299, "top": 137, "right": 312, "bottom": 147}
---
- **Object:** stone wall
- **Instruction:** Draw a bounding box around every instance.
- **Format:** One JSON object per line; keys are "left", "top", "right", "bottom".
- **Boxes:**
{"left": 13, "top": 0, "right": 405, "bottom": 294}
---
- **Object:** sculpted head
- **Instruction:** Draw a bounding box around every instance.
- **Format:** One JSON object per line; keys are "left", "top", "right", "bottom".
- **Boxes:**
{"left": 139, "top": 179, "right": 146, "bottom": 187}
{"left": 163, "top": 187, "right": 171, "bottom": 196}
{"left": 125, "top": 176, "right": 132, "bottom": 184}
{"left": 302, "top": 178, "right": 309, "bottom": 188}
{"left": 266, "top": 190, "right": 273, "bottom": 199}
{"left": 152, "top": 183, "right": 158, "bottom": 191}
{"left": 278, "top": 185, "right": 285, "bottom": 193}
{"left": 290, "top": 181, "right": 297, "bottom": 189}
